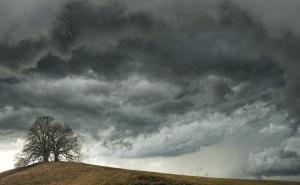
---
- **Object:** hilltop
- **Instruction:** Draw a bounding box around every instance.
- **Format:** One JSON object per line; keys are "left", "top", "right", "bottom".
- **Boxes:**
{"left": 0, "top": 162, "right": 299, "bottom": 185}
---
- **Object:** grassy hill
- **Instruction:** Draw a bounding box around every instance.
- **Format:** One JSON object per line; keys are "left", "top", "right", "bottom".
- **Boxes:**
{"left": 0, "top": 162, "right": 299, "bottom": 185}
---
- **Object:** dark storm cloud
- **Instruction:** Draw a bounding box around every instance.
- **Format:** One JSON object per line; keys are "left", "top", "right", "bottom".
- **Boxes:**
{"left": 32, "top": 31, "right": 283, "bottom": 84}
{"left": 1, "top": 0, "right": 300, "bottom": 178}
{"left": 248, "top": 136, "right": 300, "bottom": 177}
{"left": 0, "top": 39, "right": 47, "bottom": 76}
{"left": 152, "top": 100, "right": 195, "bottom": 116}
{"left": 0, "top": 0, "right": 283, "bottom": 85}
{"left": 217, "top": 2, "right": 300, "bottom": 138}
{"left": 0, "top": 107, "right": 38, "bottom": 131}
{"left": 0, "top": 76, "right": 20, "bottom": 84}
{"left": 30, "top": 53, "right": 68, "bottom": 77}
{"left": 0, "top": 0, "right": 285, "bottom": 138}
{"left": 0, "top": 0, "right": 163, "bottom": 77}
{"left": 51, "top": 1, "right": 162, "bottom": 53}
{"left": 104, "top": 109, "right": 161, "bottom": 140}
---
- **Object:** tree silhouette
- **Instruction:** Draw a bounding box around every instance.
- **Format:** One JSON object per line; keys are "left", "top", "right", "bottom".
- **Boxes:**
{"left": 51, "top": 122, "right": 81, "bottom": 162}
{"left": 15, "top": 116, "right": 82, "bottom": 167}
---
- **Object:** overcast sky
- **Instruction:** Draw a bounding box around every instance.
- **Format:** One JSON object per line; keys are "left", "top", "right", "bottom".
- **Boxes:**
{"left": 1, "top": 0, "right": 300, "bottom": 180}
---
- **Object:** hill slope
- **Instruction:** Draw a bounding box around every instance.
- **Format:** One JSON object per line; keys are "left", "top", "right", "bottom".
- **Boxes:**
{"left": 0, "top": 162, "right": 299, "bottom": 185}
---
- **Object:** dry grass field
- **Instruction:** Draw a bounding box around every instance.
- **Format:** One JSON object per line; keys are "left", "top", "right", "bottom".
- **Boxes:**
{"left": 0, "top": 162, "right": 299, "bottom": 185}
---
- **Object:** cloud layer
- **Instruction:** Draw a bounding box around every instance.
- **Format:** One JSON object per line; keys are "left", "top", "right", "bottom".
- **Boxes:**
{"left": 1, "top": 0, "right": 300, "bottom": 179}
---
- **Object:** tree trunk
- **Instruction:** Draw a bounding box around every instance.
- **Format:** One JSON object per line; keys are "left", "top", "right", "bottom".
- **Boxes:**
{"left": 43, "top": 155, "right": 49, "bottom": 162}
{"left": 54, "top": 153, "right": 59, "bottom": 162}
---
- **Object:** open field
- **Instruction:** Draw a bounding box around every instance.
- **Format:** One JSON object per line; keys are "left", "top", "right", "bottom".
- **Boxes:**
{"left": 0, "top": 162, "right": 299, "bottom": 185}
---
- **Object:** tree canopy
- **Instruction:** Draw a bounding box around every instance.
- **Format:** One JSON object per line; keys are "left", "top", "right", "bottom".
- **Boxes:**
{"left": 15, "top": 116, "right": 82, "bottom": 167}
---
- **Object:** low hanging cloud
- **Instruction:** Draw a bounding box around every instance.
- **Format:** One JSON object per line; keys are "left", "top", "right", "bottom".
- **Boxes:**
{"left": 248, "top": 135, "right": 300, "bottom": 177}
{"left": 98, "top": 101, "right": 280, "bottom": 158}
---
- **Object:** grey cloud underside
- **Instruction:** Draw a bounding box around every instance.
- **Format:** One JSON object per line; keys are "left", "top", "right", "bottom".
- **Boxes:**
{"left": 248, "top": 133, "right": 300, "bottom": 177}
{"left": 0, "top": 0, "right": 300, "bottom": 178}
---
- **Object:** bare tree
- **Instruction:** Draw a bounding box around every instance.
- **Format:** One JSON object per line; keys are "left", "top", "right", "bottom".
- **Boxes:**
{"left": 50, "top": 122, "right": 82, "bottom": 162}
{"left": 15, "top": 116, "right": 54, "bottom": 167}
{"left": 15, "top": 116, "right": 82, "bottom": 167}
